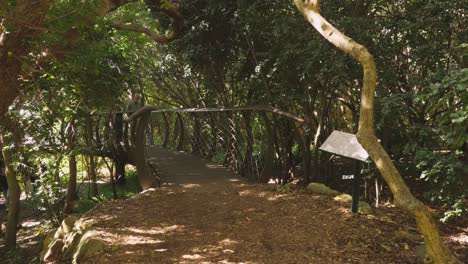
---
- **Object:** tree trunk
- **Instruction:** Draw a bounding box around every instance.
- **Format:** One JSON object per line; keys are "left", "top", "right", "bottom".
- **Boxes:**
{"left": 85, "top": 118, "right": 99, "bottom": 195}
{"left": 89, "top": 156, "right": 98, "bottom": 197}
{"left": 312, "top": 97, "right": 327, "bottom": 182}
{"left": 259, "top": 112, "right": 274, "bottom": 183}
{"left": 243, "top": 112, "right": 255, "bottom": 180}
{"left": 176, "top": 113, "right": 185, "bottom": 151}
{"left": 114, "top": 113, "right": 126, "bottom": 185}
{"left": 0, "top": 130, "right": 20, "bottom": 250}
{"left": 292, "top": 123, "right": 311, "bottom": 186}
{"left": 292, "top": 1, "right": 460, "bottom": 263}
{"left": 64, "top": 119, "right": 77, "bottom": 215}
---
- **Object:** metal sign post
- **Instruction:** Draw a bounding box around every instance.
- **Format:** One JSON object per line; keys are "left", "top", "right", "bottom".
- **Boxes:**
{"left": 319, "top": 131, "right": 371, "bottom": 213}
{"left": 351, "top": 161, "right": 361, "bottom": 213}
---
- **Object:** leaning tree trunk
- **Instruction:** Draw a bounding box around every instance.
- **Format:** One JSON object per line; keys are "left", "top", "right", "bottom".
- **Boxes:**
{"left": 293, "top": 1, "right": 460, "bottom": 263}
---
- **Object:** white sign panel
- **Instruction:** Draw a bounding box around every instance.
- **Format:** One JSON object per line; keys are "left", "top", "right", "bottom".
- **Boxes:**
{"left": 319, "top": 131, "right": 370, "bottom": 162}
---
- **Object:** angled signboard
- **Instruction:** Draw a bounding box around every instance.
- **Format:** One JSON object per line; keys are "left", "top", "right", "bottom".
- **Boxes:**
{"left": 319, "top": 131, "right": 370, "bottom": 163}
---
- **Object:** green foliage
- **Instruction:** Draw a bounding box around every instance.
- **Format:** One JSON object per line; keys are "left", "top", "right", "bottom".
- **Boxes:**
{"left": 3, "top": 0, "right": 466, "bottom": 222}
{"left": 369, "top": 0, "right": 467, "bottom": 220}
{"left": 77, "top": 169, "right": 142, "bottom": 203}
{"left": 425, "top": 69, "right": 468, "bottom": 149}
{"left": 32, "top": 166, "right": 66, "bottom": 225}
{"left": 412, "top": 68, "right": 468, "bottom": 221}
{"left": 416, "top": 149, "right": 467, "bottom": 221}
{"left": 72, "top": 199, "right": 97, "bottom": 215}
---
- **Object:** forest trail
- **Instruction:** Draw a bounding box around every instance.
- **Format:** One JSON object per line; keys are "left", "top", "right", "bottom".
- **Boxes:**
{"left": 76, "top": 147, "right": 435, "bottom": 264}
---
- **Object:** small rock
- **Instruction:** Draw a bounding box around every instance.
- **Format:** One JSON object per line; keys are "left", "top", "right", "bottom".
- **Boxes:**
{"left": 43, "top": 239, "right": 64, "bottom": 263}
{"left": 306, "top": 183, "right": 339, "bottom": 195}
{"left": 358, "top": 201, "right": 374, "bottom": 215}
{"left": 74, "top": 219, "right": 93, "bottom": 232}
{"left": 42, "top": 230, "right": 56, "bottom": 249}
{"left": 62, "top": 232, "right": 83, "bottom": 260}
{"left": 62, "top": 215, "right": 78, "bottom": 234}
{"left": 72, "top": 230, "right": 107, "bottom": 263}
{"left": 334, "top": 193, "right": 352, "bottom": 203}
{"left": 40, "top": 230, "right": 58, "bottom": 262}
{"left": 53, "top": 226, "right": 65, "bottom": 240}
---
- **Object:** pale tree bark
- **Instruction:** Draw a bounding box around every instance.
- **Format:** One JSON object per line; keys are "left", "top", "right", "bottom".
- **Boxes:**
{"left": 293, "top": 1, "right": 460, "bottom": 263}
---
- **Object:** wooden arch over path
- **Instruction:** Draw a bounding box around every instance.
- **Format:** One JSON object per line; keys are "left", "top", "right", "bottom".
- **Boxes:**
{"left": 86, "top": 105, "right": 309, "bottom": 190}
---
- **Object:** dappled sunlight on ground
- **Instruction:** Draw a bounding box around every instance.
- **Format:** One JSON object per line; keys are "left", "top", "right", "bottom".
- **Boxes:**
{"left": 447, "top": 225, "right": 468, "bottom": 245}
{"left": 181, "top": 253, "right": 204, "bottom": 260}
{"left": 0, "top": 195, "right": 46, "bottom": 263}
{"left": 80, "top": 181, "right": 435, "bottom": 263}
{"left": 180, "top": 183, "right": 201, "bottom": 189}
{"left": 2, "top": 148, "right": 465, "bottom": 263}
{"left": 73, "top": 148, "right": 467, "bottom": 263}
{"left": 99, "top": 231, "right": 165, "bottom": 246}
{"left": 204, "top": 164, "right": 224, "bottom": 169}
{"left": 21, "top": 219, "right": 42, "bottom": 228}
{"left": 227, "top": 178, "right": 241, "bottom": 182}
{"left": 176, "top": 238, "right": 240, "bottom": 263}
{"left": 125, "top": 225, "right": 184, "bottom": 235}
{"left": 237, "top": 188, "right": 287, "bottom": 201}
{"left": 449, "top": 233, "right": 468, "bottom": 244}
{"left": 84, "top": 212, "right": 117, "bottom": 223}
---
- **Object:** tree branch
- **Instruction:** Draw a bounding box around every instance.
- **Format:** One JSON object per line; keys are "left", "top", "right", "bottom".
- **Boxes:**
{"left": 111, "top": 2, "right": 182, "bottom": 44}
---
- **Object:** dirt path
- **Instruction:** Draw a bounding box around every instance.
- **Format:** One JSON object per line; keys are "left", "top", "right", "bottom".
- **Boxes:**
{"left": 77, "top": 147, "right": 440, "bottom": 264}
{"left": 1, "top": 147, "right": 466, "bottom": 263}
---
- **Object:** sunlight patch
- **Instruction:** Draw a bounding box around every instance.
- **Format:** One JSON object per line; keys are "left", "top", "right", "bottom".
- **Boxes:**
{"left": 205, "top": 164, "right": 223, "bottom": 169}
{"left": 267, "top": 194, "right": 287, "bottom": 201}
{"left": 337, "top": 207, "right": 350, "bottom": 214}
{"left": 218, "top": 260, "right": 241, "bottom": 264}
{"left": 238, "top": 190, "right": 253, "bottom": 196}
{"left": 126, "top": 225, "right": 184, "bottom": 235}
{"left": 449, "top": 233, "right": 467, "bottom": 244}
{"left": 182, "top": 254, "right": 204, "bottom": 260}
{"left": 180, "top": 183, "right": 201, "bottom": 188}
{"left": 21, "top": 220, "right": 42, "bottom": 228}
{"left": 219, "top": 238, "right": 238, "bottom": 247}
{"left": 121, "top": 235, "right": 163, "bottom": 245}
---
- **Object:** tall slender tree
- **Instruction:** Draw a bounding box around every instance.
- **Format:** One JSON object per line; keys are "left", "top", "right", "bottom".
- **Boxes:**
{"left": 292, "top": 1, "right": 460, "bottom": 263}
